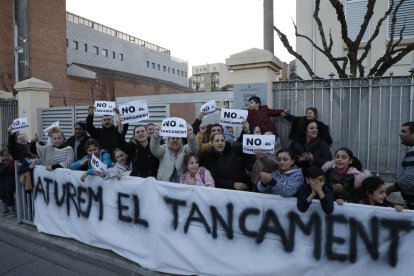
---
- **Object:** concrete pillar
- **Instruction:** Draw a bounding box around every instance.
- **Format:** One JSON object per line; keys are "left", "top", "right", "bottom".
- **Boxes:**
{"left": 226, "top": 48, "right": 282, "bottom": 109}
{"left": 14, "top": 77, "right": 51, "bottom": 138}
{"left": 263, "top": 0, "right": 274, "bottom": 53}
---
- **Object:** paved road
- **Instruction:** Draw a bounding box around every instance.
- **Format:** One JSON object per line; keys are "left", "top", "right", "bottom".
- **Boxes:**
{"left": 0, "top": 229, "right": 120, "bottom": 276}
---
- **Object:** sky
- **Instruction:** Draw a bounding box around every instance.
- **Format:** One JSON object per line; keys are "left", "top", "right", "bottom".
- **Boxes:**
{"left": 66, "top": 0, "right": 296, "bottom": 73}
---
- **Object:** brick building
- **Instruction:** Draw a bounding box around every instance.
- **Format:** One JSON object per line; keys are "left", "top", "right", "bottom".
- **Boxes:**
{"left": 2, "top": 0, "right": 191, "bottom": 108}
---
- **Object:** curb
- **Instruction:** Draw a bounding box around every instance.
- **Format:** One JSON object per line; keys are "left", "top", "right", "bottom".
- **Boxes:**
{"left": 0, "top": 218, "right": 168, "bottom": 276}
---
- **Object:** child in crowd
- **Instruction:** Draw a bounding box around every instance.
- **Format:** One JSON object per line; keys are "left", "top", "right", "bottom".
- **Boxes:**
{"left": 70, "top": 139, "right": 112, "bottom": 182}
{"left": 296, "top": 166, "right": 334, "bottom": 214}
{"left": 257, "top": 149, "right": 303, "bottom": 197}
{"left": 360, "top": 176, "right": 403, "bottom": 212}
{"left": 106, "top": 148, "right": 131, "bottom": 180}
{"left": 180, "top": 153, "right": 214, "bottom": 187}
{"left": 0, "top": 149, "right": 16, "bottom": 218}
{"left": 322, "top": 147, "right": 371, "bottom": 205}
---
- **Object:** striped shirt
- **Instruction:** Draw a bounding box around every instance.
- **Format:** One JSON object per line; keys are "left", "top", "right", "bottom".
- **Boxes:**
{"left": 37, "top": 145, "right": 74, "bottom": 168}
{"left": 397, "top": 146, "right": 414, "bottom": 204}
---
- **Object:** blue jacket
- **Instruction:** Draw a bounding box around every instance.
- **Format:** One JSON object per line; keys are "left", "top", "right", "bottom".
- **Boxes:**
{"left": 257, "top": 166, "right": 304, "bottom": 197}
{"left": 70, "top": 150, "right": 112, "bottom": 176}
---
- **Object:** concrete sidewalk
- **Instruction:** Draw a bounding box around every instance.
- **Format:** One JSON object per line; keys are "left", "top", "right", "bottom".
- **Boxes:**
{"left": 0, "top": 215, "right": 170, "bottom": 276}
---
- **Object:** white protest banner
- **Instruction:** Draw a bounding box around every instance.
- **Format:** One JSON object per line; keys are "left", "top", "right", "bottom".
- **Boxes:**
{"left": 119, "top": 101, "right": 149, "bottom": 124}
{"left": 43, "top": 121, "right": 59, "bottom": 134}
{"left": 200, "top": 100, "right": 217, "bottom": 114}
{"left": 33, "top": 166, "right": 414, "bottom": 276}
{"left": 220, "top": 108, "right": 248, "bottom": 127}
{"left": 90, "top": 154, "right": 108, "bottom": 173}
{"left": 160, "top": 117, "right": 187, "bottom": 138}
{"left": 242, "top": 134, "right": 275, "bottom": 154}
{"left": 11, "top": 117, "right": 30, "bottom": 133}
{"left": 94, "top": 101, "right": 116, "bottom": 116}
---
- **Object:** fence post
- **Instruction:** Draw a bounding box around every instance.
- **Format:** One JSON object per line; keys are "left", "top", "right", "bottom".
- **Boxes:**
{"left": 14, "top": 77, "right": 52, "bottom": 139}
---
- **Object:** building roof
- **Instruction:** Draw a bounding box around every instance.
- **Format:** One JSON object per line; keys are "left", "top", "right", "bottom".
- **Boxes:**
{"left": 69, "top": 63, "right": 189, "bottom": 89}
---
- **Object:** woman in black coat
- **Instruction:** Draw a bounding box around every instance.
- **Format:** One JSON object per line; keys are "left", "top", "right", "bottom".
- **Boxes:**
{"left": 201, "top": 133, "right": 251, "bottom": 191}
{"left": 288, "top": 121, "right": 332, "bottom": 168}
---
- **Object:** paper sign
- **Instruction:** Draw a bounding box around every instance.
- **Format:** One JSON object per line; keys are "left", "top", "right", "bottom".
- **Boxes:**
{"left": 160, "top": 117, "right": 187, "bottom": 138}
{"left": 200, "top": 100, "right": 217, "bottom": 114}
{"left": 242, "top": 134, "right": 275, "bottom": 154}
{"left": 43, "top": 121, "right": 59, "bottom": 134}
{"left": 94, "top": 101, "right": 116, "bottom": 116}
{"left": 220, "top": 108, "right": 248, "bottom": 127}
{"left": 11, "top": 117, "right": 30, "bottom": 133}
{"left": 119, "top": 101, "right": 150, "bottom": 124}
{"left": 91, "top": 154, "right": 108, "bottom": 173}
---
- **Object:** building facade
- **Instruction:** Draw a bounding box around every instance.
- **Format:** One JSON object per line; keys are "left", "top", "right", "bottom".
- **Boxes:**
{"left": 296, "top": 0, "right": 414, "bottom": 79}
{"left": 191, "top": 63, "right": 232, "bottom": 92}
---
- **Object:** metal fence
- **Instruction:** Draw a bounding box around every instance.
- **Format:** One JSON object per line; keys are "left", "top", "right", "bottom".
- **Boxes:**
{"left": 0, "top": 99, "right": 18, "bottom": 149}
{"left": 273, "top": 76, "right": 414, "bottom": 178}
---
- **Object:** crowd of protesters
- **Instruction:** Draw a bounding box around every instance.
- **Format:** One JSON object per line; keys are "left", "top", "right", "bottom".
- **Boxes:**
{"left": 1, "top": 95, "right": 413, "bottom": 219}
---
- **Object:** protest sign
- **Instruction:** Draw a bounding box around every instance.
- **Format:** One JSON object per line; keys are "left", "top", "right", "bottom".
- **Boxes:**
{"left": 119, "top": 101, "right": 149, "bottom": 124}
{"left": 11, "top": 117, "right": 30, "bottom": 133}
{"left": 33, "top": 166, "right": 414, "bottom": 276}
{"left": 160, "top": 117, "right": 187, "bottom": 138}
{"left": 200, "top": 100, "right": 217, "bottom": 114}
{"left": 220, "top": 108, "right": 248, "bottom": 127}
{"left": 43, "top": 121, "right": 59, "bottom": 134}
{"left": 91, "top": 154, "right": 108, "bottom": 173}
{"left": 94, "top": 101, "right": 116, "bottom": 116}
{"left": 242, "top": 134, "right": 275, "bottom": 154}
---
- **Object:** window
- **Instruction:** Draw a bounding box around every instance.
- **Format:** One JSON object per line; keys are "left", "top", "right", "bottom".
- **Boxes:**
{"left": 388, "top": 0, "right": 414, "bottom": 39}
{"left": 177, "top": 69, "right": 180, "bottom": 75}
{"left": 196, "top": 69, "right": 199, "bottom": 73}
{"left": 152, "top": 62, "right": 155, "bottom": 69}
{"left": 168, "top": 67, "right": 170, "bottom": 73}
{"left": 93, "top": 46, "right": 99, "bottom": 55}
{"left": 163, "top": 65, "right": 166, "bottom": 72}
{"left": 84, "top": 44, "right": 88, "bottom": 52}
{"left": 185, "top": 72, "right": 187, "bottom": 77}
{"left": 113, "top": 51, "right": 116, "bottom": 59}
{"left": 147, "top": 61, "right": 150, "bottom": 68}
{"left": 102, "top": 49, "right": 108, "bottom": 57}
{"left": 181, "top": 71, "right": 184, "bottom": 77}
{"left": 157, "top": 64, "right": 160, "bottom": 70}
{"left": 73, "top": 40, "right": 79, "bottom": 50}
{"left": 119, "top": 53, "right": 124, "bottom": 61}
{"left": 345, "top": 0, "right": 370, "bottom": 41}
{"left": 172, "top": 68, "right": 175, "bottom": 74}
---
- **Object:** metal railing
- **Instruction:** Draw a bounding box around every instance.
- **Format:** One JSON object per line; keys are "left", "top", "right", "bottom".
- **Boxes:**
{"left": 14, "top": 163, "right": 35, "bottom": 225}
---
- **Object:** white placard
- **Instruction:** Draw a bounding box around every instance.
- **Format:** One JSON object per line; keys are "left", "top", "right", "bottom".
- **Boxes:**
{"left": 33, "top": 166, "right": 414, "bottom": 276}
{"left": 119, "top": 101, "right": 149, "bottom": 124}
{"left": 200, "top": 100, "right": 217, "bottom": 114}
{"left": 11, "top": 117, "right": 30, "bottom": 133}
{"left": 43, "top": 121, "right": 59, "bottom": 134}
{"left": 160, "top": 117, "right": 187, "bottom": 138}
{"left": 90, "top": 154, "right": 108, "bottom": 173}
{"left": 94, "top": 101, "right": 116, "bottom": 116}
{"left": 220, "top": 108, "right": 248, "bottom": 126}
{"left": 242, "top": 134, "right": 275, "bottom": 154}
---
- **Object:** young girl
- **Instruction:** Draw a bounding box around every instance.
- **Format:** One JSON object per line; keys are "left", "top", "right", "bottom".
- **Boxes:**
{"left": 180, "top": 153, "right": 215, "bottom": 187}
{"left": 360, "top": 176, "right": 403, "bottom": 212}
{"left": 257, "top": 149, "right": 304, "bottom": 197}
{"left": 296, "top": 166, "right": 335, "bottom": 214}
{"left": 70, "top": 139, "right": 112, "bottom": 182}
{"left": 322, "top": 147, "right": 371, "bottom": 205}
{"left": 0, "top": 149, "right": 16, "bottom": 218}
{"left": 106, "top": 148, "right": 131, "bottom": 180}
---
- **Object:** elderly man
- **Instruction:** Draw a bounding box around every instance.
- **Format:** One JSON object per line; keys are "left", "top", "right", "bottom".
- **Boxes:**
{"left": 386, "top": 121, "right": 414, "bottom": 210}
{"left": 86, "top": 106, "right": 128, "bottom": 160}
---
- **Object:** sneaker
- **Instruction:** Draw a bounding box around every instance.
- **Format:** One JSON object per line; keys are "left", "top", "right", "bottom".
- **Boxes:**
{"left": 6, "top": 212, "right": 16, "bottom": 219}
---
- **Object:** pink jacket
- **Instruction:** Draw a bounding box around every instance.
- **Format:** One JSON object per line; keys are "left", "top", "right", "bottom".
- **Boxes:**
{"left": 179, "top": 166, "right": 215, "bottom": 187}
{"left": 322, "top": 160, "right": 371, "bottom": 188}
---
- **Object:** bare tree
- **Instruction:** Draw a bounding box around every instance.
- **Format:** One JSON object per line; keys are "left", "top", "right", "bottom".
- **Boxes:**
{"left": 274, "top": 0, "right": 414, "bottom": 78}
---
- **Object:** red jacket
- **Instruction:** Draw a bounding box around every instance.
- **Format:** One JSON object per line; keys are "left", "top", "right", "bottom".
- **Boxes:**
{"left": 247, "top": 105, "right": 284, "bottom": 133}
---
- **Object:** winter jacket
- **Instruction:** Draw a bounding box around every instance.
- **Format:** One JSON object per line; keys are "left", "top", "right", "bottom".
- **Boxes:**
{"left": 289, "top": 137, "right": 332, "bottom": 168}
{"left": 202, "top": 142, "right": 251, "bottom": 190}
{"left": 296, "top": 184, "right": 334, "bottom": 214}
{"left": 396, "top": 146, "right": 414, "bottom": 208}
{"left": 284, "top": 114, "right": 333, "bottom": 145}
{"left": 0, "top": 159, "right": 15, "bottom": 206}
{"left": 256, "top": 166, "right": 304, "bottom": 197}
{"left": 150, "top": 135, "right": 198, "bottom": 182}
{"left": 7, "top": 133, "right": 37, "bottom": 161}
{"left": 247, "top": 105, "right": 284, "bottom": 134}
{"left": 179, "top": 166, "right": 215, "bottom": 187}
{"left": 125, "top": 138, "right": 159, "bottom": 178}
{"left": 37, "top": 145, "right": 74, "bottom": 169}
{"left": 322, "top": 160, "right": 371, "bottom": 203}
{"left": 70, "top": 149, "right": 112, "bottom": 176}
{"left": 64, "top": 135, "right": 90, "bottom": 161}
{"left": 86, "top": 114, "right": 128, "bottom": 159}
